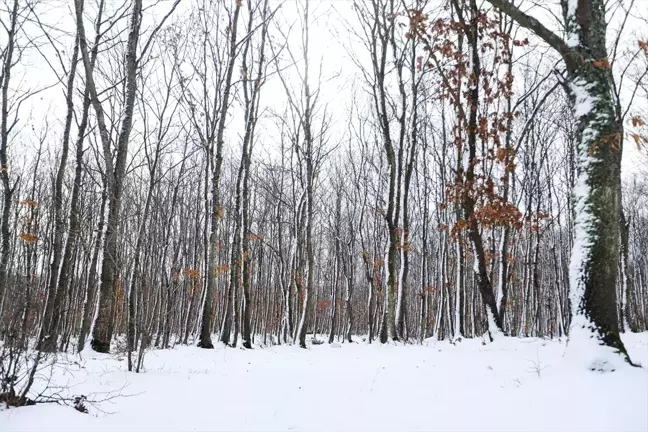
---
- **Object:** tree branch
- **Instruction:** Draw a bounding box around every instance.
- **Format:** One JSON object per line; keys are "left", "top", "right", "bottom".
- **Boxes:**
{"left": 483, "top": 0, "right": 573, "bottom": 65}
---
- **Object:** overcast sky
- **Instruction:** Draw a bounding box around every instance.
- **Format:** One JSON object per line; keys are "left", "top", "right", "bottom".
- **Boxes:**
{"left": 3, "top": 0, "right": 646, "bottom": 180}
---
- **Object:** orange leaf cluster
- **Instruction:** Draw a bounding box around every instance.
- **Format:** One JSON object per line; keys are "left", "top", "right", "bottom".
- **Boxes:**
{"left": 450, "top": 219, "right": 469, "bottom": 240}
{"left": 473, "top": 201, "right": 522, "bottom": 230}
{"left": 215, "top": 264, "right": 229, "bottom": 275}
{"left": 373, "top": 259, "right": 384, "bottom": 272}
{"left": 18, "top": 232, "right": 37, "bottom": 244}
{"left": 592, "top": 58, "right": 610, "bottom": 69}
{"left": 639, "top": 40, "right": 648, "bottom": 54}
{"left": 183, "top": 268, "right": 200, "bottom": 280}
{"left": 629, "top": 115, "right": 648, "bottom": 151}
{"left": 631, "top": 133, "right": 648, "bottom": 150}
{"left": 632, "top": 116, "right": 646, "bottom": 127}
{"left": 316, "top": 298, "right": 332, "bottom": 312}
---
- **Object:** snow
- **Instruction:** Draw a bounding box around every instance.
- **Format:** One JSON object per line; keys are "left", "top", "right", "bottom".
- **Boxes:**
{"left": 396, "top": 230, "right": 405, "bottom": 328}
{"left": 570, "top": 80, "right": 596, "bottom": 119}
{"left": 565, "top": 0, "right": 579, "bottom": 48}
{"left": 486, "top": 308, "right": 504, "bottom": 339}
{"left": 496, "top": 233, "right": 506, "bottom": 308}
{"left": 2, "top": 333, "right": 647, "bottom": 432}
{"left": 567, "top": 315, "right": 627, "bottom": 372}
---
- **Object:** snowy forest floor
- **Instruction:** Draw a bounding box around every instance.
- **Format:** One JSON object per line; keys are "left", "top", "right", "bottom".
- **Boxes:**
{"left": 2, "top": 333, "right": 647, "bottom": 432}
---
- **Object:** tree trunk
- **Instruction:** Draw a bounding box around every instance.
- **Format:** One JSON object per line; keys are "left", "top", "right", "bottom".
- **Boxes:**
{"left": 202, "top": 2, "right": 241, "bottom": 349}
{"left": 0, "top": 0, "right": 19, "bottom": 319}
{"left": 484, "top": 0, "right": 632, "bottom": 364}
{"left": 75, "top": 0, "right": 143, "bottom": 353}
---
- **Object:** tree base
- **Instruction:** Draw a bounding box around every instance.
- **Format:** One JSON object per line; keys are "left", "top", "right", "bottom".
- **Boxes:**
{"left": 0, "top": 391, "right": 36, "bottom": 407}
{"left": 567, "top": 316, "right": 635, "bottom": 372}
{"left": 197, "top": 340, "right": 214, "bottom": 349}
{"left": 37, "top": 336, "right": 57, "bottom": 353}
{"left": 90, "top": 338, "right": 110, "bottom": 353}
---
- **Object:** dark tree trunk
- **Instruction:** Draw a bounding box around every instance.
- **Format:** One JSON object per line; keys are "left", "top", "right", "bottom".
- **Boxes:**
{"left": 39, "top": 37, "right": 80, "bottom": 353}
{"left": 0, "top": 0, "right": 19, "bottom": 319}
{"left": 202, "top": 2, "right": 241, "bottom": 349}
{"left": 484, "top": 0, "right": 632, "bottom": 363}
{"left": 462, "top": 0, "right": 504, "bottom": 338}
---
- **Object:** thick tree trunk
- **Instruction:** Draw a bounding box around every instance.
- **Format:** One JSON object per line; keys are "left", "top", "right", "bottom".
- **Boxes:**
{"left": 484, "top": 0, "right": 632, "bottom": 364}
{"left": 566, "top": 63, "right": 628, "bottom": 361}
{"left": 561, "top": 0, "right": 632, "bottom": 365}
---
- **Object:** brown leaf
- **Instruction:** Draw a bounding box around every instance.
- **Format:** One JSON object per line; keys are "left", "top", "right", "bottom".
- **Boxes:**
{"left": 631, "top": 116, "right": 645, "bottom": 127}
{"left": 592, "top": 58, "right": 610, "bottom": 69}
{"left": 639, "top": 40, "right": 648, "bottom": 54}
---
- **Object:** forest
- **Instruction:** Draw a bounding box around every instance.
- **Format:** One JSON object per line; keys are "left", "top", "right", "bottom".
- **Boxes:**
{"left": 0, "top": 0, "right": 647, "bottom": 429}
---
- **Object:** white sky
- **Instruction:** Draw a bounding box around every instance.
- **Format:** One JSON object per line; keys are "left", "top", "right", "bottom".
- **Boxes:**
{"left": 2, "top": 0, "right": 646, "bottom": 180}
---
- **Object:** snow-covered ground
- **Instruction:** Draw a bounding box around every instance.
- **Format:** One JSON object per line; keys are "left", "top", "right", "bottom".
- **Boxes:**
{"left": 2, "top": 333, "right": 647, "bottom": 432}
